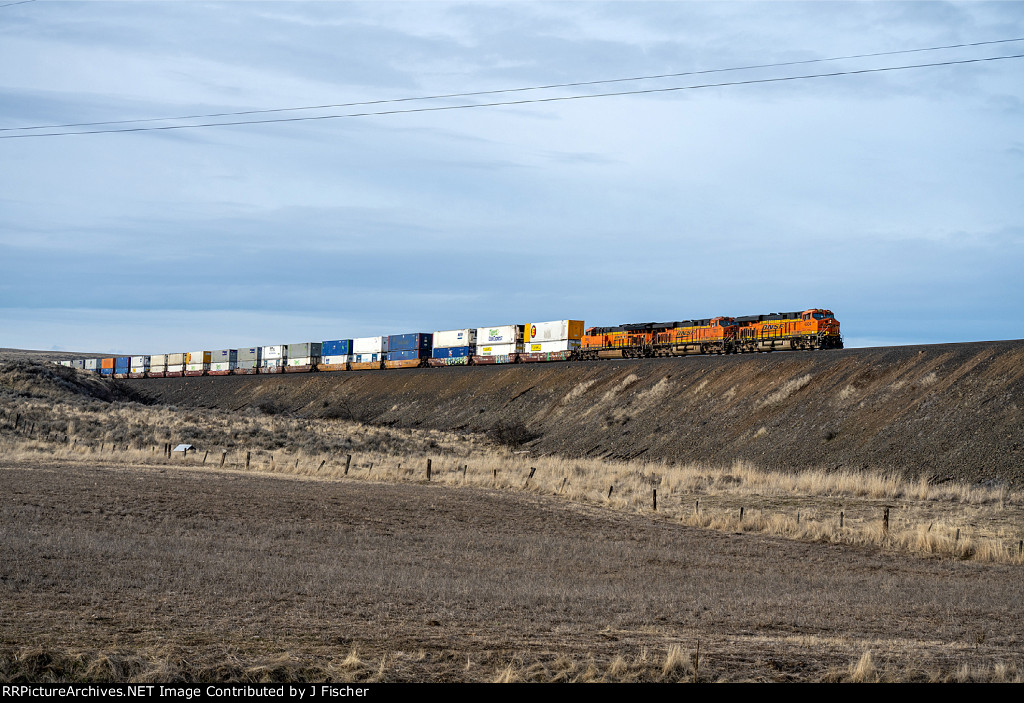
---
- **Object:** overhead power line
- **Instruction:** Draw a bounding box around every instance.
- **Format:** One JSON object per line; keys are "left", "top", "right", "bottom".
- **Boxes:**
{"left": 3, "top": 53, "right": 1022, "bottom": 140}
{"left": 0, "top": 0, "right": 37, "bottom": 8}
{"left": 3, "top": 36, "right": 1023, "bottom": 134}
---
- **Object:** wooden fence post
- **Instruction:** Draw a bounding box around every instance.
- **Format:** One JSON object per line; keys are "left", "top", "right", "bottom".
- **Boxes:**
{"left": 220, "top": 450, "right": 227, "bottom": 467}
{"left": 840, "top": 511, "right": 844, "bottom": 528}
{"left": 426, "top": 458, "right": 431, "bottom": 481}
{"left": 559, "top": 477, "right": 566, "bottom": 494}
{"left": 246, "top": 451, "right": 251, "bottom": 470}
{"left": 739, "top": 506, "right": 744, "bottom": 522}
{"left": 608, "top": 485, "right": 613, "bottom": 499}
{"left": 345, "top": 454, "right": 352, "bottom": 475}
{"left": 318, "top": 459, "right": 326, "bottom": 472}
{"left": 653, "top": 488, "right": 657, "bottom": 511}
{"left": 202, "top": 451, "right": 208, "bottom": 465}
{"left": 883, "top": 507, "right": 890, "bottom": 533}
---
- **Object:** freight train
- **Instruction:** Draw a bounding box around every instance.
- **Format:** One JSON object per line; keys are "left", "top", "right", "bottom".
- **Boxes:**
{"left": 54, "top": 308, "right": 842, "bottom": 377}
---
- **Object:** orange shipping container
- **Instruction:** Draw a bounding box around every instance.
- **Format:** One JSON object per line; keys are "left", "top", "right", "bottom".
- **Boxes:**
{"left": 101, "top": 357, "right": 115, "bottom": 369}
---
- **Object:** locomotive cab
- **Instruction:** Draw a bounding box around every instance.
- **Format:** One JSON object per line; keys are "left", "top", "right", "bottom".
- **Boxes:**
{"left": 801, "top": 309, "right": 842, "bottom": 348}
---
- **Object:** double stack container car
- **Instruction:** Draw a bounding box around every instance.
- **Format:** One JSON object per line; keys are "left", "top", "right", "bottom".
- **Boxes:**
{"left": 474, "top": 324, "right": 524, "bottom": 365}
{"left": 209, "top": 349, "right": 237, "bottom": 376}
{"left": 429, "top": 328, "right": 476, "bottom": 367}
{"left": 385, "top": 333, "right": 432, "bottom": 369}
{"left": 236, "top": 347, "right": 261, "bottom": 375}
{"left": 320, "top": 340, "right": 353, "bottom": 371}
{"left": 260, "top": 345, "right": 286, "bottom": 373}
{"left": 521, "top": 320, "right": 584, "bottom": 362}
{"left": 285, "top": 343, "right": 321, "bottom": 373}
{"left": 351, "top": 337, "right": 388, "bottom": 370}
{"left": 185, "top": 351, "right": 211, "bottom": 377}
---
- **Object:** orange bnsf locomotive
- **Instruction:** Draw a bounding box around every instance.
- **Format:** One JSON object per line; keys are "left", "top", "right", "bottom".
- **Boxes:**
{"left": 578, "top": 308, "right": 842, "bottom": 360}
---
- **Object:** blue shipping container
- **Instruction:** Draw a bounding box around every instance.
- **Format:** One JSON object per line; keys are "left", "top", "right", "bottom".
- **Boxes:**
{"left": 322, "top": 339, "right": 353, "bottom": 356}
{"left": 100, "top": 368, "right": 113, "bottom": 375}
{"left": 115, "top": 356, "right": 131, "bottom": 368}
{"left": 387, "top": 349, "right": 430, "bottom": 361}
{"left": 387, "top": 333, "right": 433, "bottom": 352}
{"left": 431, "top": 346, "right": 471, "bottom": 359}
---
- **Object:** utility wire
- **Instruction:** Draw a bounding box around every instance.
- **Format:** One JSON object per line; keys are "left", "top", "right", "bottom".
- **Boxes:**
{"left": 3, "top": 36, "right": 1023, "bottom": 133}
{"left": 3, "top": 53, "right": 1022, "bottom": 140}
{"left": 0, "top": 0, "right": 36, "bottom": 8}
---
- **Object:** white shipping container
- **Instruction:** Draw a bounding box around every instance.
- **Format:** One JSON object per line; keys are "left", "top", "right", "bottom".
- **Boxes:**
{"left": 130, "top": 366, "right": 149, "bottom": 374}
{"left": 166, "top": 364, "right": 185, "bottom": 373}
{"left": 476, "top": 342, "right": 523, "bottom": 356}
{"left": 353, "top": 336, "right": 389, "bottom": 354}
{"left": 148, "top": 365, "right": 167, "bottom": 373}
{"left": 321, "top": 355, "right": 351, "bottom": 365}
{"left": 475, "top": 324, "right": 522, "bottom": 346}
{"left": 262, "top": 358, "right": 286, "bottom": 368}
{"left": 84, "top": 359, "right": 99, "bottom": 370}
{"left": 210, "top": 362, "right": 237, "bottom": 372}
{"left": 433, "top": 328, "right": 477, "bottom": 349}
{"left": 131, "top": 355, "right": 150, "bottom": 366}
{"left": 525, "top": 320, "right": 584, "bottom": 343}
{"left": 166, "top": 353, "right": 186, "bottom": 366}
{"left": 150, "top": 354, "right": 167, "bottom": 366}
{"left": 523, "top": 339, "right": 581, "bottom": 353}
{"left": 261, "top": 345, "right": 286, "bottom": 360}
{"left": 187, "top": 351, "right": 211, "bottom": 364}
{"left": 287, "top": 357, "right": 315, "bottom": 367}
{"left": 185, "top": 363, "right": 208, "bottom": 371}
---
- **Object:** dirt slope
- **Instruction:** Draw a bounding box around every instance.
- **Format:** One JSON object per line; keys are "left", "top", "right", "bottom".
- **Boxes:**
{"left": 127, "top": 340, "right": 1024, "bottom": 485}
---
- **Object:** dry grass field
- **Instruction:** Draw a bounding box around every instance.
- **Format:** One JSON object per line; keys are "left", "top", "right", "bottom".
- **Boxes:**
{"left": 2, "top": 361, "right": 1023, "bottom": 682}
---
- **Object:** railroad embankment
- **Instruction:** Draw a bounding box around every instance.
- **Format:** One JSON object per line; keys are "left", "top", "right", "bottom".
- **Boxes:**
{"left": 127, "top": 340, "right": 1024, "bottom": 485}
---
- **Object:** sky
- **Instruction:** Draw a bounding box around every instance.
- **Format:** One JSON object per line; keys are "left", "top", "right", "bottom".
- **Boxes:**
{"left": 1, "top": 1, "right": 1022, "bottom": 354}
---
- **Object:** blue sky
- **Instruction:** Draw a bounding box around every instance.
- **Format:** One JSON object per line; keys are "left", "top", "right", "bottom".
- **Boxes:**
{"left": 1, "top": 1, "right": 1022, "bottom": 354}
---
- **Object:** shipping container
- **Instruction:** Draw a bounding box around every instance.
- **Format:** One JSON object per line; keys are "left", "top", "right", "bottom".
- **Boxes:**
{"left": 187, "top": 351, "right": 211, "bottom": 365}
{"left": 212, "top": 349, "right": 238, "bottom": 362}
{"left": 115, "top": 356, "right": 131, "bottom": 368}
{"left": 147, "top": 368, "right": 166, "bottom": 378}
{"left": 237, "top": 347, "right": 261, "bottom": 362}
{"left": 353, "top": 353, "right": 379, "bottom": 363}
{"left": 130, "top": 366, "right": 148, "bottom": 374}
{"left": 262, "top": 357, "right": 286, "bottom": 369}
{"left": 150, "top": 354, "right": 167, "bottom": 366}
{"left": 431, "top": 345, "right": 472, "bottom": 359}
{"left": 476, "top": 342, "right": 523, "bottom": 356}
{"left": 286, "top": 357, "right": 317, "bottom": 367}
{"left": 71, "top": 359, "right": 85, "bottom": 369}
{"left": 130, "top": 355, "right": 150, "bottom": 367}
{"left": 166, "top": 353, "right": 186, "bottom": 366}
{"left": 387, "top": 333, "right": 432, "bottom": 353}
{"left": 321, "top": 355, "right": 352, "bottom": 366}
{"left": 236, "top": 360, "right": 259, "bottom": 369}
{"left": 432, "top": 328, "right": 476, "bottom": 349}
{"left": 165, "top": 365, "right": 184, "bottom": 377}
{"left": 286, "top": 342, "right": 322, "bottom": 359}
{"left": 261, "top": 345, "right": 286, "bottom": 360}
{"left": 387, "top": 349, "right": 429, "bottom": 361}
{"left": 524, "top": 320, "right": 585, "bottom": 343}
{"left": 262, "top": 343, "right": 286, "bottom": 360}
{"left": 476, "top": 324, "right": 523, "bottom": 346}
{"left": 100, "top": 368, "right": 114, "bottom": 375}
{"left": 352, "top": 336, "right": 388, "bottom": 354}
{"left": 321, "top": 339, "right": 353, "bottom": 357}
{"left": 84, "top": 359, "right": 99, "bottom": 370}
{"left": 101, "top": 358, "right": 115, "bottom": 369}
{"left": 522, "top": 339, "right": 581, "bottom": 354}
{"left": 210, "top": 361, "right": 236, "bottom": 373}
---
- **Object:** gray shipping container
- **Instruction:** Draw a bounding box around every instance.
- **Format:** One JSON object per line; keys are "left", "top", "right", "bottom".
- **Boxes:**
{"left": 237, "top": 347, "right": 262, "bottom": 362}
{"left": 286, "top": 342, "right": 322, "bottom": 358}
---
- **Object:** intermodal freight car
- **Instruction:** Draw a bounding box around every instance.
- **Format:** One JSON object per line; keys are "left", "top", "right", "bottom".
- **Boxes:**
{"left": 55, "top": 309, "right": 841, "bottom": 376}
